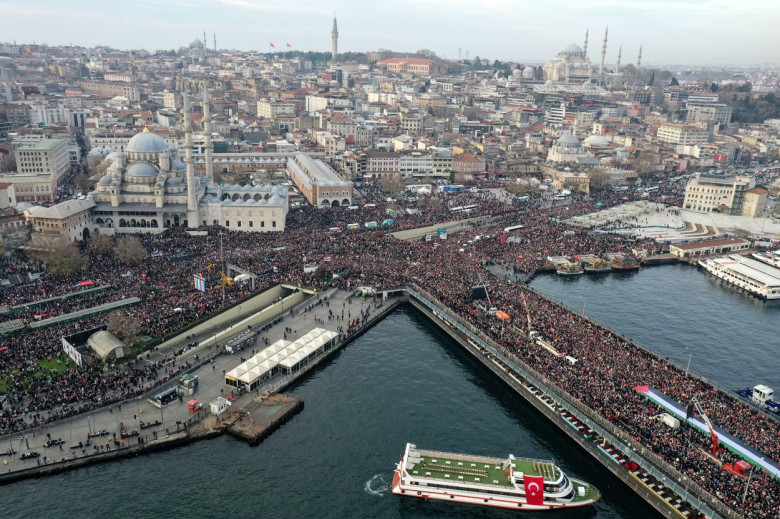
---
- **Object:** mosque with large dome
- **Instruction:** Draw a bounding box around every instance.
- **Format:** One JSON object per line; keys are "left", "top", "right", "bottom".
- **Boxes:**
{"left": 90, "top": 95, "right": 288, "bottom": 234}
{"left": 542, "top": 43, "right": 595, "bottom": 84}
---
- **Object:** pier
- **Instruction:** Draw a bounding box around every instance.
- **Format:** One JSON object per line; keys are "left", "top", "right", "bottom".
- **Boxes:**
{"left": 0, "top": 283, "right": 760, "bottom": 518}
{"left": 0, "top": 286, "right": 402, "bottom": 485}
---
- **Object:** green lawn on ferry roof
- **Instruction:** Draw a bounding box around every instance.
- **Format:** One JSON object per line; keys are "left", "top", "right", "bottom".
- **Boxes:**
{"left": 412, "top": 455, "right": 556, "bottom": 487}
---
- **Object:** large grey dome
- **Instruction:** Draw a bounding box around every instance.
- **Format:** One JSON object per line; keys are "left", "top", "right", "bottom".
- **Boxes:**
{"left": 125, "top": 162, "right": 158, "bottom": 177}
{"left": 127, "top": 131, "right": 168, "bottom": 154}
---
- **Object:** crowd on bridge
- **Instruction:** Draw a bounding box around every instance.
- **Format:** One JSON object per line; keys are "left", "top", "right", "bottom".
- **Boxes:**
{"left": 0, "top": 177, "right": 776, "bottom": 517}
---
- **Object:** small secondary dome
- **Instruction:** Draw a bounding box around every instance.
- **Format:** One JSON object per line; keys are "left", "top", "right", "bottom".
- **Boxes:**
{"left": 127, "top": 130, "right": 168, "bottom": 154}
{"left": 125, "top": 162, "right": 158, "bottom": 177}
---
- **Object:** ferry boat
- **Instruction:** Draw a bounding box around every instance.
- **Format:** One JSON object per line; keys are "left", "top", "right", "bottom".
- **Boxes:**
{"left": 736, "top": 385, "right": 780, "bottom": 415}
{"left": 752, "top": 250, "right": 780, "bottom": 268}
{"left": 583, "top": 258, "right": 612, "bottom": 273}
{"left": 698, "top": 255, "right": 780, "bottom": 300}
{"left": 611, "top": 254, "right": 640, "bottom": 270}
{"left": 556, "top": 263, "right": 584, "bottom": 276}
{"left": 392, "top": 443, "right": 600, "bottom": 511}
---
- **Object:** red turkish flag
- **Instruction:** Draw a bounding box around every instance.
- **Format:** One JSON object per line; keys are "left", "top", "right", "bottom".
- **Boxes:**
{"left": 524, "top": 475, "right": 544, "bottom": 506}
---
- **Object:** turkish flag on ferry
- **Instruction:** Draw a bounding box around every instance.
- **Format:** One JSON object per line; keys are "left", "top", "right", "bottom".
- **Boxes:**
{"left": 524, "top": 475, "right": 544, "bottom": 506}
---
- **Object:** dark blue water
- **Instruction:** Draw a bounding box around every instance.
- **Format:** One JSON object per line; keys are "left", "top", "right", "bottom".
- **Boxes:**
{"left": 2, "top": 309, "right": 652, "bottom": 518}
{"left": 529, "top": 264, "right": 780, "bottom": 391}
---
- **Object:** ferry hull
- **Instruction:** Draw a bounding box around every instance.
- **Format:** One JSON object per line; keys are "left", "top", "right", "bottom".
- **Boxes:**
{"left": 392, "top": 467, "right": 597, "bottom": 512}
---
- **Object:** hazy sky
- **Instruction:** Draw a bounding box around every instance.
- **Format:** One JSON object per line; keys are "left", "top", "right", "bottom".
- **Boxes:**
{"left": 1, "top": 0, "right": 778, "bottom": 65}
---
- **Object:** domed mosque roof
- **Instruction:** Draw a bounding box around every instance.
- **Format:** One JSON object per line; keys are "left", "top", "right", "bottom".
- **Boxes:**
{"left": 561, "top": 43, "right": 584, "bottom": 54}
{"left": 125, "top": 162, "right": 159, "bottom": 178}
{"left": 127, "top": 128, "right": 168, "bottom": 154}
{"left": 583, "top": 135, "right": 609, "bottom": 147}
{"left": 557, "top": 132, "right": 580, "bottom": 146}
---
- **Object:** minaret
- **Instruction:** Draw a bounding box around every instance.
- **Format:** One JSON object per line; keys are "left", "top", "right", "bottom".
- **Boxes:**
{"left": 331, "top": 15, "right": 338, "bottom": 63}
{"left": 183, "top": 92, "right": 199, "bottom": 228}
{"left": 203, "top": 87, "right": 213, "bottom": 181}
{"left": 616, "top": 45, "right": 622, "bottom": 73}
{"left": 583, "top": 29, "right": 589, "bottom": 55}
{"left": 636, "top": 45, "right": 642, "bottom": 82}
{"left": 599, "top": 27, "right": 608, "bottom": 83}
{"left": 213, "top": 32, "right": 216, "bottom": 53}
{"left": 203, "top": 30, "right": 207, "bottom": 50}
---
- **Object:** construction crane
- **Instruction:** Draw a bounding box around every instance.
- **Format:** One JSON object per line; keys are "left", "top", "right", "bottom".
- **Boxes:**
{"left": 689, "top": 397, "right": 719, "bottom": 455}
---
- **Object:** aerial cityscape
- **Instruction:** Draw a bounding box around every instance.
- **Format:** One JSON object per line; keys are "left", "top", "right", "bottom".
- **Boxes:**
{"left": 0, "top": 2, "right": 779, "bottom": 518}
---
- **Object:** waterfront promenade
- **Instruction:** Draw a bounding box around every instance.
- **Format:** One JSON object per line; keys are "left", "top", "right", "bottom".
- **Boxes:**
{"left": 0, "top": 288, "right": 393, "bottom": 480}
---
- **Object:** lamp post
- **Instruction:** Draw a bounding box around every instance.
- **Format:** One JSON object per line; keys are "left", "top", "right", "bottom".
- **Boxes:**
{"left": 220, "top": 233, "right": 226, "bottom": 305}
{"left": 742, "top": 464, "right": 755, "bottom": 505}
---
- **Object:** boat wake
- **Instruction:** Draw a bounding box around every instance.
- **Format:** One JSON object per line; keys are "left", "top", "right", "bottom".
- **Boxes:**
{"left": 364, "top": 473, "right": 390, "bottom": 496}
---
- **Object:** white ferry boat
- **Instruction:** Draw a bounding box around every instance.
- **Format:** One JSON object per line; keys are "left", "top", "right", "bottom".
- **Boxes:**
{"left": 698, "top": 255, "right": 780, "bottom": 300}
{"left": 752, "top": 250, "right": 780, "bottom": 268}
{"left": 392, "top": 443, "right": 600, "bottom": 511}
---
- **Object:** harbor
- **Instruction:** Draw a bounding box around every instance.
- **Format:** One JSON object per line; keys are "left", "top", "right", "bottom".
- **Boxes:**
{"left": 0, "top": 267, "right": 777, "bottom": 518}
{"left": 0, "top": 286, "right": 402, "bottom": 484}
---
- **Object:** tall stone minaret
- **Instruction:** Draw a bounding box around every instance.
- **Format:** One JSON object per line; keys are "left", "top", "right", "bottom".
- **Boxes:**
{"left": 203, "top": 87, "right": 213, "bottom": 181}
{"left": 636, "top": 45, "right": 642, "bottom": 82}
{"left": 616, "top": 45, "right": 622, "bottom": 73}
{"left": 213, "top": 32, "right": 217, "bottom": 53}
{"left": 599, "top": 27, "right": 608, "bottom": 83}
{"left": 331, "top": 16, "right": 338, "bottom": 63}
{"left": 203, "top": 30, "right": 207, "bottom": 50}
{"left": 183, "top": 92, "right": 199, "bottom": 228}
{"left": 583, "top": 29, "right": 589, "bottom": 55}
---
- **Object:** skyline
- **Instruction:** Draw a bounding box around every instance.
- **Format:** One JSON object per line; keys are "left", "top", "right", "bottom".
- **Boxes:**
{"left": 1, "top": 0, "right": 779, "bottom": 66}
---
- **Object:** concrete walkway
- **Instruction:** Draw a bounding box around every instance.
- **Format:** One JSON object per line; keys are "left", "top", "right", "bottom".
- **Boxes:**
{"left": 0, "top": 288, "right": 379, "bottom": 477}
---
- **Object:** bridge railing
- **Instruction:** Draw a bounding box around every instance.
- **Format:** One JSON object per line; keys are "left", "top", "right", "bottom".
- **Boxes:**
{"left": 407, "top": 284, "right": 736, "bottom": 519}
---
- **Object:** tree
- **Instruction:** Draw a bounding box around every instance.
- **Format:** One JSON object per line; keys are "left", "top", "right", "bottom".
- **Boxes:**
{"left": 635, "top": 151, "right": 660, "bottom": 180}
{"left": 381, "top": 173, "right": 405, "bottom": 196}
{"left": 107, "top": 310, "right": 142, "bottom": 342}
{"left": 448, "top": 170, "right": 455, "bottom": 183}
{"left": 89, "top": 229, "right": 114, "bottom": 253}
{"left": 709, "top": 83, "right": 719, "bottom": 93}
{"left": 647, "top": 70, "right": 655, "bottom": 86}
{"left": 74, "top": 173, "right": 89, "bottom": 192}
{"left": 737, "top": 82, "right": 752, "bottom": 92}
{"left": 587, "top": 167, "right": 611, "bottom": 191}
{"left": 416, "top": 49, "right": 437, "bottom": 59}
{"left": 116, "top": 236, "right": 147, "bottom": 264}
{"left": 670, "top": 76, "right": 679, "bottom": 86}
{"left": 27, "top": 236, "right": 87, "bottom": 276}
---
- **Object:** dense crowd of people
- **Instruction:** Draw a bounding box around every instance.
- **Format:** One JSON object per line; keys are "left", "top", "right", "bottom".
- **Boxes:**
{"left": 0, "top": 177, "right": 777, "bottom": 517}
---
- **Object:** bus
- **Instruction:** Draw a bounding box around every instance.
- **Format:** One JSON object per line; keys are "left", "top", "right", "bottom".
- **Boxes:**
{"left": 363, "top": 204, "right": 376, "bottom": 209}
{"left": 381, "top": 219, "right": 395, "bottom": 226}
{"left": 364, "top": 221, "right": 378, "bottom": 229}
{"left": 462, "top": 204, "right": 478, "bottom": 213}
{"left": 449, "top": 206, "right": 464, "bottom": 213}
{"left": 347, "top": 223, "right": 359, "bottom": 230}
{"left": 438, "top": 184, "right": 465, "bottom": 193}
{"left": 503, "top": 224, "right": 524, "bottom": 233}
{"left": 328, "top": 227, "right": 342, "bottom": 233}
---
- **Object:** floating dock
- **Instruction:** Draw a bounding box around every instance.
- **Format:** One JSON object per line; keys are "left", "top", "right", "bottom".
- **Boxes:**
{"left": 224, "top": 394, "right": 303, "bottom": 446}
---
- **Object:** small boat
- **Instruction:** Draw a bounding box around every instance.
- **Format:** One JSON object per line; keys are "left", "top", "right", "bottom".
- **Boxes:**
{"left": 556, "top": 263, "right": 584, "bottom": 276}
{"left": 736, "top": 385, "right": 780, "bottom": 415}
{"left": 752, "top": 250, "right": 780, "bottom": 268}
{"left": 611, "top": 254, "right": 640, "bottom": 270}
{"left": 393, "top": 443, "right": 600, "bottom": 511}
{"left": 584, "top": 258, "right": 612, "bottom": 273}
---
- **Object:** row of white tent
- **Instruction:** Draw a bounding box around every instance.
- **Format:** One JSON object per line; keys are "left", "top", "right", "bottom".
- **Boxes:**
{"left": 225, "top": 328, "right": 339, "bottom": 390}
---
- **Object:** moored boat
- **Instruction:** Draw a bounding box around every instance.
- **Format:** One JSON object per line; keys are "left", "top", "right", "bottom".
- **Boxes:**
{"left": 698, "top": 256, "right": 780, "bottom": 300}
{"left": 752, "top": 250, "right": 780, "bottom": 268}
{"left": 583, "top": 258, "right": 612, "bottom": 273}
{"left": 611, "top": 254, "right": 640, "bottom": 270}
{"left": 392, "top": 443, "right": 600, "bottom": 511}
{"left": 736, "top": 385, "right": 780, "bottom": 415}
{"left": 556, "top": 262, "right": 584, "bottom": 276}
